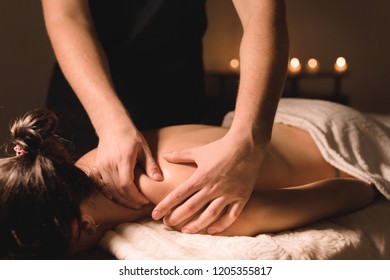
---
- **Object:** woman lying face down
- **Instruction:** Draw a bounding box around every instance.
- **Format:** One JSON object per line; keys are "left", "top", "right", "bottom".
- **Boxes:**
{"left": 0, "top": 108, "right": 378, "bottom": 259}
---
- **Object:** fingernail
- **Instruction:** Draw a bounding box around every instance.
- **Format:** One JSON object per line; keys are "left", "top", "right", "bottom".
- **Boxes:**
{"left": 181, "top": 227, "right": 191, "bottom": 234}
{"left": 207, "top": 228, "right": 216, "bottom": 235}
{"left": 152, "top": 172, "right": 163, "bottom": 181}
{"left": 152, "top": 210, "right": 162, "bottom": 220}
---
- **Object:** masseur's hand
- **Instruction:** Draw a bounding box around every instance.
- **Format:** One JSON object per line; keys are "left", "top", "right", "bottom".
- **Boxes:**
{"left": 93, "top": 122, "right": 163, "bottom": 208}
{"left": 152, "top": 132, "right": 267, "bottom": 234}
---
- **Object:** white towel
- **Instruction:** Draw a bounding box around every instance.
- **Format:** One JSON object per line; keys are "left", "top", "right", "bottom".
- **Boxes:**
{"left": 273, "top": 98, "right": 390, "bottom": 199}
{"left": 99, "top": 200, "right": 390, "bottom": 259}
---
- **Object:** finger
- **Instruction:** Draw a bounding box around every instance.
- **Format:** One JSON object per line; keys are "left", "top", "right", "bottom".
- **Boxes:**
{"left": 207, "top": 201, "right": 246, "bottom": 234}
{"left": 180, "top": 197, "right": 227, "bottom": 234}
{"left": 118, "top": 163, "right": 150, "bottom": 206}
{"left": 96, "top": 163, "right": 132, "bottom": 207}
{"left": 89, "top": 167, "right": 103, "bottom": 185}
{"left": 89, "top": 168, "right": 112, "bottom": 200}
{"left": 118, "top": 181, "right": 150, "bottom": 209}
{"left": 99, "top": 166, "right": 122, "bottom": 201}
{"left": 140, "top": 147, "right": 163, "bottom": 181}
{"left": 162, "top": 148, "right": 196, "bottom": 164}
{"left": 162, "top": 190, "right": 212, "bottom": 227}
{"left": 98, "top": 164, "right": 119, "bottom": 194}
{"left": 152, "top": 175, "right": 200, "bottom": 220}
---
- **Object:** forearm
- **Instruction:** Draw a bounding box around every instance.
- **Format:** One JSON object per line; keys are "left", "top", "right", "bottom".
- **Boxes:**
{"left": 231, "top": 0, "right": 289, "bottom": 144}
{"left": 42, "top": 0, "right": 133, "bottom": 136}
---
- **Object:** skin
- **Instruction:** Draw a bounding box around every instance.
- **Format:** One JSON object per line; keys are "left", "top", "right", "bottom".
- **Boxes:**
{"left": 70, "top": 124, "right": 377, "bottom": 255}
{"left": 41, "top": 0, "right": 289, "bottom": 234}
{"left": 154, "top": 0, "right": 289, "bottom": 234}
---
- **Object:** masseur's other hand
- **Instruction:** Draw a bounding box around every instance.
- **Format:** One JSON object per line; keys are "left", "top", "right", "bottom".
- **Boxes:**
{"left": 93, "top": 123, "right": 163, "bottom": 208}
{"left": 152, "top": 132, "right": 267, "bottom": 234}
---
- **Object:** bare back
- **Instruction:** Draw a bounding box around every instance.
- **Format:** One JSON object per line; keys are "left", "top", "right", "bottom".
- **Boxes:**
{"left": 77, "top": 124, "right": 343, "bottom": 205}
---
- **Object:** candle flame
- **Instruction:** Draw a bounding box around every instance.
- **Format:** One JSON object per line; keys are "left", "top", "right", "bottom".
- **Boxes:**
{"left": 230, "top": 59, "right": 240, "bottom": 69}
{"left": 336, "top": 57, "right": 347, "bottom": 68}
{"left": 334, "top": 57, "right": 348, "bottom": 73}
{"left": 290, "top": 58, "right": 300, "bottom": 68}
{"left": 307, "top": 58, "right": 318, "bottom": 69}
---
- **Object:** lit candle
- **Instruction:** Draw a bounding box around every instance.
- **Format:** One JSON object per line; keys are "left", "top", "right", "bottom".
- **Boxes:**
{"left": 288, "top": 57, "right": 302, "bottom": 75}
{"left": 229, "top": 58, "right": 240, "bottom": 71}
{"left": 306, "top": 58, "right": 319, "bottom": 74}
{"left": 334, "top": 57, "right": 348, "bottom": 73}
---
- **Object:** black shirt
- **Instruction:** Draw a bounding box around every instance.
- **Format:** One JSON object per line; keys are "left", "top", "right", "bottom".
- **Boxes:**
{"left": 47, "top": 0, "right": 208, "bottom": 155}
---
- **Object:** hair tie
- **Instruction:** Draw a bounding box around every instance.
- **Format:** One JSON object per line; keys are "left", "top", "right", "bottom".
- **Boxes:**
{"left": 14, "top": 145, "right": 27, "bottom": 156}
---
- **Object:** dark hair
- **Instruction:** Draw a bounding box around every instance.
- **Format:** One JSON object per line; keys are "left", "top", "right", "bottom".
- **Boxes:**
{"left": 0, "top": 109, "right": 96, "bottom": 259}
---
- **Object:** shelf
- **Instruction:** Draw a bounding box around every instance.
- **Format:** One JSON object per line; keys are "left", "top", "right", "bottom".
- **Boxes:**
{"left": 284, "top": 71, "right": 349, "bottom": 104}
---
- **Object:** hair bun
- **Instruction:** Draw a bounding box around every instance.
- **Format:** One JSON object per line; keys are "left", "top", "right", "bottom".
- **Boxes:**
{"left": 10, "top": 109, "right": 60, "bottom": 154}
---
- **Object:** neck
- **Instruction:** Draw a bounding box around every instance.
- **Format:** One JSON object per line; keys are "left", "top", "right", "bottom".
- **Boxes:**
{"left": 82, "top": 192, "right": 153, "bottom": 227}
{"left": 69, "top": 193, "right": 153, "bottom": 256}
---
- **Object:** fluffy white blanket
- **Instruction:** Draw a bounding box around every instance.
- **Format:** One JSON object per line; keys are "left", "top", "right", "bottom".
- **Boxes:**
{"left": 99, "top": 98, "right": 390, "bottom": 259}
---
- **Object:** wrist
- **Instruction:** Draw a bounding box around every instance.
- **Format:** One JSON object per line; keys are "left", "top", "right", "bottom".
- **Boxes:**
{"left": 94, "top": 104, "right": 137, "bottom": 139}
{"left": 225, "top": 125, "right": 270, "bottom": 160}
{"left": 228, "top": 120, "right": 271, "bottom": 148}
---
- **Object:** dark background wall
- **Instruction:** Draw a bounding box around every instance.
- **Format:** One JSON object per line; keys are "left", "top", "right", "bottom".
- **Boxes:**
{"left": 0, "top": 1, "right": 54, "bottom": 146}
{"left": 1, "top": 0, "right": 390, "bottom": 146}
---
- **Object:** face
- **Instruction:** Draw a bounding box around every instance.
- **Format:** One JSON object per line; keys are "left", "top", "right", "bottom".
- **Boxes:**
{"left": 67, "top": 195, "right": 105, "bottom": 256}
{"left": 66, "top": 190, "right": 153, "bottom": 257}
{"left": 67, "top": 213, "right": 106, "bottom": 256}
{"left": 66, "top": 193, "right": 121, "bottom": 256}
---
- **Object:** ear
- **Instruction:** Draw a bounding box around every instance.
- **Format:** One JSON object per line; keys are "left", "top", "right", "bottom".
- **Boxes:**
{"left": 80, "top": 214, "right": 98, "bottom": 235}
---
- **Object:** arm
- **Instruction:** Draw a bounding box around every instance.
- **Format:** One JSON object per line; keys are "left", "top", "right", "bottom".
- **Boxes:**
{"left": 230, "top": 0, "right": 288, "bottom": 143}
{"left": 41, "top": 0, "right": 162, "bottom": 207}
{"left": 152, "top": 0, "right": 289, "bottom": 234}
{"left": 175, "top": 179, "right": 377, "bottom": 236}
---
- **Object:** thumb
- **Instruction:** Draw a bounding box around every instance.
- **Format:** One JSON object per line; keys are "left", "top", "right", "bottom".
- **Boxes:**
{"left": 163, "top": 148, "right": 196, "bottom": 164}
{"left": 143, "top": 151, "right": 164, "bottom": 181}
